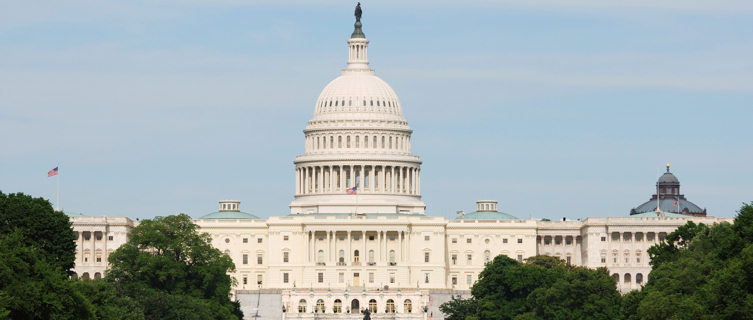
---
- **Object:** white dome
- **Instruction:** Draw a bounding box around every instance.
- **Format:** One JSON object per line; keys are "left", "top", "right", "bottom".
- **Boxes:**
{"left": 312, "top": 71, "right": 405, "bottom": 122}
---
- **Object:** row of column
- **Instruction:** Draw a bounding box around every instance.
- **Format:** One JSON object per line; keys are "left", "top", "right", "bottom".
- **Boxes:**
{"left": 306, "top": 230, "right": 410, "bottom": 265}
{"left": 305, "top": 134, "right": 410, "bottom": 152}
{"left": 76, "top": 231, "right": 107, "bottom": 266}
{"left": 296, "top": 165, "right": 420, "bottom": 196}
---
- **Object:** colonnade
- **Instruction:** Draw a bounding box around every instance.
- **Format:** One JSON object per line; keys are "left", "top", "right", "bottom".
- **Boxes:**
{"left": 305, "top": 133, "right": 410, "bottom": 152}
{"left": 296, "top": 164, "right": 420, "bottom": 196}
{"left": 305, "top": 229, "right": 410, "bottom": 266}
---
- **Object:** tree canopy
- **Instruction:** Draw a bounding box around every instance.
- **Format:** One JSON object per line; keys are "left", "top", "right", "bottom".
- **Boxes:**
{"left": 106, "top": 214, "right": 243, "bottom": 320}
{"left": 441, "top": 255, "right": 621, "bottom": 320}
{"left": 0, "top": 191, "right": 76, "bottom": 272}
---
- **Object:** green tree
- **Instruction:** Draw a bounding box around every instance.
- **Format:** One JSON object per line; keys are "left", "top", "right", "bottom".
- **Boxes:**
{"left": 636, "top": 202, "right": 753, "bottom": 320}
{"left": 0, "top": 231, "right": 94, "bottom": 320}
{"left": 106, "top": 214, "right": 243, "bottom": 320}
{"left": 0, "top": 191, "right": 76, "bottom": 272}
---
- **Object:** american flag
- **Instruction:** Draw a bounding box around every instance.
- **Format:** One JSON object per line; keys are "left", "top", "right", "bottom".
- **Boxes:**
{"left": 346, "top": 186, "right": 357, "bottom": 195}
{"left": 48, "top": 167, "right": 59, "bottom": 177}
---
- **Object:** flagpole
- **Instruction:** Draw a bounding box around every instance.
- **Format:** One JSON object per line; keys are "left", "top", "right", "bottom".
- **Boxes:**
{"left": 56, "top": 164, "right": 60, "bottom": 212}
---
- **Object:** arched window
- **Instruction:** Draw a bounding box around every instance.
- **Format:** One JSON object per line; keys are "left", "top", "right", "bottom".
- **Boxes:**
{"left": 354, "top": 250, "right": 360, "bottom": 263}
{"left": 298, "top": 299, "right": 307, "bottom": 313}
{"left": 612, "top": 273, "right": 619, "bottom": 282}
{"left": 315, "top": 299, "right": 325, "bottom": 313}
{"left": 404, "top": 299, "right": 412, "bottom": 313}
{"left": 347, "top": 136, "right": 351, "bottom": 148}
{"left": 389, "top": 250, "right": 396, "bottom": 263}
{"left": 369, "top": 299, "right": 377, "bottom": 313}
{"left": 317, "top": 250, "right": 324, "bottom": 263}
{"left": 624, "top": 273, "right": 632, "bottom": 283}
{"left": 636, "top": 273, "right": 644, "bottom": 284}
{"left": 484, "top": 250, "right": 491, "bottom": 263}
{"left": 386, "top": 299, "right": 395, "bottom": 313}
{"left": 368, "top": 250, "right": 375, "bottom": 263}
{"left": 94, "top": 272, "right": 101, "bottom": 280}
{"left": 351, "top": 299, "right": 360, "bottom": 313}
{"left": 339, "top": 250, "right": 345, "bottom": 263}
{"left": 333, "top": 299, "right": 342, "bottom": 313}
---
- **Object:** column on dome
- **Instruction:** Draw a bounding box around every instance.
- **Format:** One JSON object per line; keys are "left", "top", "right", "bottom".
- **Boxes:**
{"left": 349, "top": 166, "right": 355, "bottom": 189}
{"left": 340, "top": 166, "right": 346, "bottom": 192}
{"left": 417, "top": 168, "right": 421, "bottom": 194}
{"left": 318, "top": 166, "right": 323, "bottom": 193}
{"left": 359, "top": 165, "right": 365, "bottom": 190}
{"left": 302, "top": 167, "right": 307, "bottom": 194}
{"left": 380, "top": 165, "right": 385, "bottom": 193}
{"left": 329, "top": 165, "right": 334, "bottom": 193}
{"left": 369, "top": 165, "right": 375, "bottom": 192}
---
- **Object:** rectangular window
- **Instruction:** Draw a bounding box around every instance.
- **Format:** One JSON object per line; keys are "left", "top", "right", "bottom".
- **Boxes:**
{"left": 108, "top": 235, "right": 113, "bottom": 241}
{"left": 339, "top": 272, "right": 344, "bottom": 283}
{"left": 257, "top": 254, "right": 263, "bottom": 265}
{"left": 389, "top": 273, "right": 395, "bottom": 284}
{"left": 369, "top": 235, "right": 375, "bottom": 241}
{"left": 517, "top": 255, "right": 523, "bottom": 262}
{"left": 467, "top": 254, "right": 472, "bottom": 264}
{"left": 601, "top": 256, "right": 606, "bottom": 263}
{"left": 257, "top": 274, "right": 262, "bottom": 284}
{"left": 243, "top": 254, "right": 248, "bottom": 265}
{"left": 257, "top": 238, "right": 263, "bottom": 243}
{"left": 283, "top": 252, "right": 289, "bottom": 263}
{"left": 354, "top": 235, "right": 360, "bottom": 241}
{"left": 451, "top": 275, "right": 457, "bottom": 285}
{"left": 466, "top": 274, "right": 472, "bottom": 286}
{"left": 451, "top": 238, "right": 457, "bottom": 244}
{"left": 318, "top": 272, "right": 324, "bottom": 283}
{"left": 283, "top": 235, "right": 289, "bottom": 241}
{"left": 243, "top": 238, "right": 248, "bottom": 243}
{"left": 425, "top": 235, "right": 430, "bottom": 241}
{"left": 601, "top": 236, "right": 606, "bottom": 242}
{"left": 566, "top": 256, "right": 571, "bottom": 265}
{"left": 503, "top": 238, "right": 508, "bottom": 244}
{"left": 389, "top": 235, "right": 395, "bottom": 241}
{"left": 424, "top": 273, "right": 430, "bottom": 283}
{"left": 451, "top": 254, "right": 457, "bottom": 265}
{"left": 369, "top": 272, "right": 374, "bottom": 283}
{"left": 283, "top": 272, "right": 289, "bottom": 283}
{"left": 517, "top": 238, "right": 523, "bottom": 244}
{"left": 243, "top": 276, "right": 248, "bottom": 285}
{"left": 338, "top": 235, "right": 344, "bottom": 241}
{"left": 96, "top": 257, "right": 101, "bottom": 263}
{"left": 424, "top": 252, "right": 430, "bottom": 263}
{"left": 96, "top": 235, "right": 102, "bottom": 241}
{"left": 466, "top": 238, "right": 472, "bottom": 244}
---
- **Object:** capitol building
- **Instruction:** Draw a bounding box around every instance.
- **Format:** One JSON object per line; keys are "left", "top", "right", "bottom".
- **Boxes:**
{"left": 69, "top": 7, "right": 731, "bottom": 320}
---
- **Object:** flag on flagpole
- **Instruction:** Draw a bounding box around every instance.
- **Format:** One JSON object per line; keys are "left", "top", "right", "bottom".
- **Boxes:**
{"left": 672, "top": 200, "right": 678, "bottom": 206}
{"left": 346, "top": 186, "right": 357, "bottom": 195}
{"left": 48, "top": 167, "right": 59, "bottom": 177}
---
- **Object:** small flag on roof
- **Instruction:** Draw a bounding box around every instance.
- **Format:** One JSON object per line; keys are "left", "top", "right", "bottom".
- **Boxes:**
{"left": 346, "top": 186, "right": 357, "bottom": 195}
{"left": 48, "top": 167, "right": 59, "bottom": 177}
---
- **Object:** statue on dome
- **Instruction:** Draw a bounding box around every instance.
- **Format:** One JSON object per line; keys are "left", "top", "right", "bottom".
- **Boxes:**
{"left": 355, "top": 2, "right": 362, "bottom": 22}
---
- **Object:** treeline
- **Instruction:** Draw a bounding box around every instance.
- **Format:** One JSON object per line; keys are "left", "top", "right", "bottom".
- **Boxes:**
{"left": 0, "top": 191, "right": 243, "bottom": 320}
{"left": 441, "top": 202, "right": 753, "bottom": 320}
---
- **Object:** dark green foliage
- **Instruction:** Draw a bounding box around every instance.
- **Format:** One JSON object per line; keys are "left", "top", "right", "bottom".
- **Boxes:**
{"left": 106, "top": 214, "right": 243, "bottom": 320}
{"left": 0, "top": 231, "right": 94, "bottom": 320}
{"left": 636, "top": 202, "right": 753, "bottom": 320}
{"left": 442, "top": 255, "right": 621, "bottom": 320}
{"left": 0, "top": 191, "right": 76, "bottom": 272}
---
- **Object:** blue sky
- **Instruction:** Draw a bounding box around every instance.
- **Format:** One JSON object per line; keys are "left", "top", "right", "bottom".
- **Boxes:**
{"left": 1, "top": 1, "right": 751, "bottom": 220}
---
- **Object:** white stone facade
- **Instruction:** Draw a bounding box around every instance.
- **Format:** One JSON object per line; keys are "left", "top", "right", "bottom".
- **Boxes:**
{"left": 69, "top": 215, "right": 135, "bottom": 280}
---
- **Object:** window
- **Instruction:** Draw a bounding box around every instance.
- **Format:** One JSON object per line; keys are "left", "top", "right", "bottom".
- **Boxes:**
{"left": 243, "top": 238, "right": 248, "bottom": 243}
{"left": 243, "top": 276, "right": 248, "bottom": 285}
{"left": 503, "top": 238, "right": 508, "bottom": 244}
{"left": 283, "top": 272, "right": 289, "bottom": 283}
{"left": 485, "top": 238, "right": 490, "bottom": 244}
{"left": 108, "top": 235, "right": 113, "bottom": 241}
{"left": 257, "top": 254, "right": 263, "bottom": 265}
{"left": 284, "top": 235, "right": 289, "bottom": 241}
{"left": 636, "top": 273, "right": 644, "bottom": 284}
{"left": 96, "top": 234, "right": 102, "bottom": 241}
{"left": 601, "top": 250, "right": 607, "bottom": 263}
{"left": 517, "top": 255, "right": 523, "bottom": 262}
{"left": 369, "top": 235, "right": 374, "bottom": 241}
{"left": 451, "top": 254, "right": 457, "bottom": 265}
{"left": 225, "top": 238, "right": 230, "bottom": 243}
{"left": 354, "top": 250, "right": 360, "bottom": 263}
{"left": 389, "top": 250, "right": 396, "bottom": 263}
{"left": 424, "top": 252, "right": 430, "bottom": 263}
{"left": 369, "top": 299, "right": 377, "bottom": 313}
{"left": 466, "top": 274, "right": 473, "bottom": 286}
{"left": 566, "top": 255, "right": 571, "bottom": 265}
{"left": 243, "top": 254, "right": 248, "bottom": 265}
{"left": 318, "top": 250, "right": 324, "bottom": 263}
{"left": 467, "top": 254, "right": 473, "bottom": 264}
{"left": 318, "top": 235, "right": 324, "bottom": 241}
{"left": 283, "top": 251, "right": 289, "bottom": 263}
{"left": 318, "top": 272, "right": 324, "bottom": 283}
{"left": 368, "top": 250, "right": 375, "bottom": 263}
{"left": 389, "top": 235, "right": 395, "bottom": 241}
{"left": 404, "top": 299, "right": 412, "bottom": 313}
{"left": 369, "top": 272, "right": 374, "bottom": 283}
{"left": 257, "top": 274, "right": 262, "bottom": 284}
{"left": 466, "top": 238, "right": 472, "bottom": 244}
{"left": 424, "top": 273, "right": 430, "bottom": 283}
{"left": 339, "top": 250, "right": 345, "bottom": 263}
{"left": 298, "top": 299, "right": 307, "bottom": 313}
{"left": 339, "top": 235, "right": 344, "bottom": 241}
{"left": 601, "top": 236, "right": 607, "bottom": 241}
{"left": 316, "top": 299, "right": 325, "bottom": 313}
{"left": 636, "top": 251, "right": 642, "bottom": 263}
{"left": 389, "top": 273, "right": 395, "bottom": 284}
{"left": 354, "top": 235, "right": 360, "bottom": 241}
{"left": 451, "top": 275, "right": 457, "bottom": 285}
{"left": 517, "top": 238, "right": 523, "bottom": 244}
{"left": 484, "top": 250, "right": 491, "bottom": 263}
{"left": 613, "top": 251, "right": 618, "bottom": 263}
{"left": 333, "top": 299, "right": 342, "bottom": 313}
{"left": 451, "top": 238, "right": 457, "bottom": 244}
{"left": 425, "top": 235, "right": 430, "bottom": 241}
{"left": 386, "top": 299, "right": 395, "bottom": 313}
{"left": 339, "top": 272, "right": 344, "bottom": 283}
{"left": 257, "top": 238, "right": 262, "bottom": 243}
{"left": 96, "top": 256, "right": 101, "bottom": 263}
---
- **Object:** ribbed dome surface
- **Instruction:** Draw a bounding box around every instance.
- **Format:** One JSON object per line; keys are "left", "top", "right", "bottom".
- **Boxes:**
{"left": 658, "top": 172, "right": 679, "bottom": 184}
{"left": 312, "top": 72, "right": 405, "bottom": 121}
